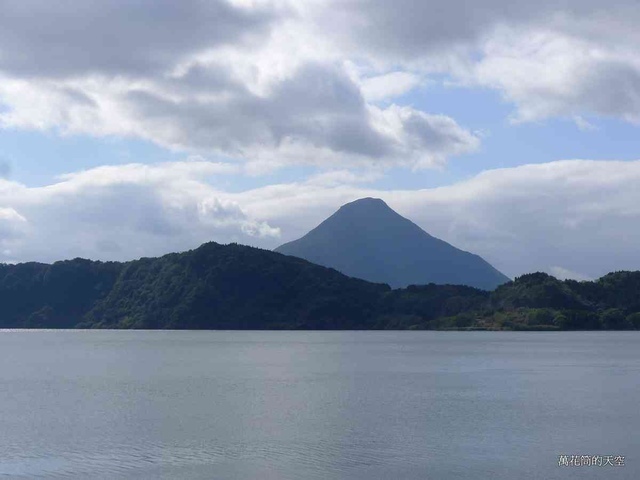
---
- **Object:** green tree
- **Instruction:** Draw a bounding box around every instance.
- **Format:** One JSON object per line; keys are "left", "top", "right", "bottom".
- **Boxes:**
{"left": 626, "top": 312, "right": 640, "bottom": 330}
{"left": 601, "top": 309, "right": 633, "bottom": 330}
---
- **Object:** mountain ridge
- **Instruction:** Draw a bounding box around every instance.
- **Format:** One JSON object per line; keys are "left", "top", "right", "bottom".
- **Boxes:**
{"left": 1, "top": 241, "right": 640, "bottom": 330}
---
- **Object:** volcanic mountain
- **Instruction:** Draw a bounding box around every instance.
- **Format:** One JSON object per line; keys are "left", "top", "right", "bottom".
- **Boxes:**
{"left": 275, "top": 197, "right": 510, "bottom": 290}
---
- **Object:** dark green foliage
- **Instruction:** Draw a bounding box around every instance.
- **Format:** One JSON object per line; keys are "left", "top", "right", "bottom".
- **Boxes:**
{"left": 600, "top": 308, "right": 633, "bottom": 330}
{"left": 627, "top": 312, "right": 640, "bottom": 330}
{"left": 82, "top": 242, "right": 388, "bottom": 330}
{"left": 1, "top": 245, "right": 640, "bottom": 330}
{"left": 378, "top": 284, "right": 488, "bottom": 328}
{"left": 569, "top": 271, "right": 640, "bottom": 312}
{"left": 0, "top": 259, "right": 122, "bottom": 328}
{"left": 491, "top": 273, "right": 591, "bottom": 310}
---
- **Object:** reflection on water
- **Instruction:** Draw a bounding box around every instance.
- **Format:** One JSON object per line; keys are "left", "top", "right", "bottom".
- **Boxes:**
{"left": 0, "top": 330, "right": 638, "bottom": 479}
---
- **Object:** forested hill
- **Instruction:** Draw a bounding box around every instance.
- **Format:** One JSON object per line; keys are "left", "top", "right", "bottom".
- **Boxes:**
{"left": 1, "top": 242, "right": 639, "bottom": 330}
{"left": 0, "top": 243, "right": 388, "bottom": 330}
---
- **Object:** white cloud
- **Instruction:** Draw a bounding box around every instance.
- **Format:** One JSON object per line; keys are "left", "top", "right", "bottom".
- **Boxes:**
{"left": 305, "top": 169, "right": 383, "bottom": 186}
{"left": 0, "top": 0, "right": 275, "bottom": 78}
{"left": 549, "top": 266, "right": 592, "bottom": 281}
{"left": 0, "top": 161, "right": 279, "bottom": 264}
{"left": 574, "top": 116, "right": 597, "bottom": 131}
{"left": 360, "top": 72, "right": 422, "bottom": 102}
{"left": 0, "top": 206, "right": 28, "bottom": 261}
{"left": 472, "top": 26, "right": 640, "bottom": 123}
{"left": 0, "top": 63, "right": 477, "bottom": 171}
{"left": 307, "top": 0, "right": 640, "bottom": 125}
{"left": 2, "top": 0, "right": 638, "bottom": 169}
{"left": 0, "top": 206, "right": 27, "bottom": 236}
{"left": 0, "top": 1, "right": 479, "bottom": 172}
{"left": 368, "top": 105, "right": 480, "bottom": 168}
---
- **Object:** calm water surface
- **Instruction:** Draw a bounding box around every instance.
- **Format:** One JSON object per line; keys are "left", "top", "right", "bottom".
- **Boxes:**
{"left": 0, "top": 330, "right": 637, "bottom": 479}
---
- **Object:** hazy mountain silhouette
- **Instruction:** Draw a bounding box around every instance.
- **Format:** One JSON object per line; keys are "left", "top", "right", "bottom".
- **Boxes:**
{"left": 275, "top": 197, "right": 510, "bottom": 290}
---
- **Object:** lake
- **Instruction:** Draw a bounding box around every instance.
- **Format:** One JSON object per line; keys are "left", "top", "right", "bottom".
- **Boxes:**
{"left": 0, "top": 330, "right": 637, "bottom": 479}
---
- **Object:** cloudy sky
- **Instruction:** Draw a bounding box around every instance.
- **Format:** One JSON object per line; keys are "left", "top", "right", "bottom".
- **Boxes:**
{"left": 1, "top": 0, "right": 640, "bottom": 280}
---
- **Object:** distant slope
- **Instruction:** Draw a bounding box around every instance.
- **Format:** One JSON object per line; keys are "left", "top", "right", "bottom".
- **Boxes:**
{"left": 275, "top": 197, "right": 510, "bottom": 290}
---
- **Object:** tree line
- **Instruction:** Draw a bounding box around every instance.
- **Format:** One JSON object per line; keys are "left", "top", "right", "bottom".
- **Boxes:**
{"left": 1, "top": 242, "right": 639, "bottom": 330}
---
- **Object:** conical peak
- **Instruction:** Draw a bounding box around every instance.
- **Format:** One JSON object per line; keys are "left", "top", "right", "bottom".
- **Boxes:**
{"left": 338, "top": 197, "right": 392, "bottom": 213}
{"left": 275, "top": 196, "right": 511, "bottom": 290}
{"left": 330, "top": 197, "right": 407, "bottom": 227}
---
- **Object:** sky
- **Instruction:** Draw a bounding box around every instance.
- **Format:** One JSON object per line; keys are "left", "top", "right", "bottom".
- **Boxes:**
{"left": 1, "top": 0, "right": 640, "bottom": 280}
